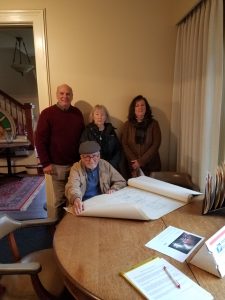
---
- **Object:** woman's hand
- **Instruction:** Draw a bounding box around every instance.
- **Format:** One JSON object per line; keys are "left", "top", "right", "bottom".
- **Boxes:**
{"left": 72, "top": 197, "right": 84, "bottom": 215}
{"left": 131, "top": 160, "right": 140, "bottom": 170}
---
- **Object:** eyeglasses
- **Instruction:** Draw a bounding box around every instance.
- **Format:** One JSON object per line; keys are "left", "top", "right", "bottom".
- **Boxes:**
{"left": 81, "top": 153, "right": 100, "bottom": 160}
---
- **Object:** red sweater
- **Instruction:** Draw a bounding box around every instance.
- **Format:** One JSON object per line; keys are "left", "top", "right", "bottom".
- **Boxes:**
{"left": 35, "top": 104, "right": 84, "bottom": 167}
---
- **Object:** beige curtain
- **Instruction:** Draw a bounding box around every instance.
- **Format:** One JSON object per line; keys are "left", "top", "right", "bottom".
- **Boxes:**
{"left": 169, "top": 0, "right": 223, "bottom": 190}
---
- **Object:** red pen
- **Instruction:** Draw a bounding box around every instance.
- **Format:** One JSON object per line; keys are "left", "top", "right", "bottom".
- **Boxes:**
{"left": 163, "top": 266, "right": 181, "bottom": 289}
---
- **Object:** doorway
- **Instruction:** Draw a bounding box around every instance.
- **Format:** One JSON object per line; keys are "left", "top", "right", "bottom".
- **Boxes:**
{"left": 0, "top": 9, "right": 54, "bottom": 216}
{"left": 0, "top": 10, "right": 50, "bottom": 170}
{"left": 0, "top": 25, "right": 39, "bottom": 156}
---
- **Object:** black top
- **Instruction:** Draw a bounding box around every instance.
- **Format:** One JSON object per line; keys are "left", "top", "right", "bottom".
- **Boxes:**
{"left": 80, "top": 122, "right": 121, "bottom": 170}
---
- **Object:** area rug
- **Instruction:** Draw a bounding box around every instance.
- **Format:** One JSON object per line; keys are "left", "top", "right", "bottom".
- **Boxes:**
{"left": 0, "top": 175, "right": 45, "bottom": 211}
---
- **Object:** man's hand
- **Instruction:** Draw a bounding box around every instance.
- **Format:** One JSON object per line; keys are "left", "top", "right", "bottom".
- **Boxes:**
{"left": 72, "top": 198, "right": 84, "bottom": 215}
{"left": 106, "top": 189, "right": 115, "bottom": 194}
{"left": 43, "top": 164, "right": 53, "bottom": 175}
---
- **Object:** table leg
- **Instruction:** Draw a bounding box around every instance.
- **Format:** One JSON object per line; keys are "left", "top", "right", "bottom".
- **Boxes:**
{"left": 5, "top": 148, "right": 13, "bottom": 176}
{"left": 4, "top": 148, "right": 21, "bottom": 178}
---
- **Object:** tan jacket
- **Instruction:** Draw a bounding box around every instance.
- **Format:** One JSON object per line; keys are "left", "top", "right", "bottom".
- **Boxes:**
{"left": 65, "top": 159, "right": 126, "bottom": 204}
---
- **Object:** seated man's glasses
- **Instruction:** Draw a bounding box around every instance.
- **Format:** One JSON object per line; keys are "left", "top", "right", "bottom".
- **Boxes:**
{"left": 81, "top": 153, "right": 100, "bottom": 160}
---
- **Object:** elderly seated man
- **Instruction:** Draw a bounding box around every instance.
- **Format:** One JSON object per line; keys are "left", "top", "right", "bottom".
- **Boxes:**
{"left": 65, "top": 140, "right": 126, "bottom": 215}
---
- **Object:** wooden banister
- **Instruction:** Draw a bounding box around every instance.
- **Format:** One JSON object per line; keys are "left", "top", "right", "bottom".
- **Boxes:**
{"left": 0, "top": 89, "right": 24, "bottom": 109}
{"left": 0, "top": 89, "right": 34, "bottom": 149}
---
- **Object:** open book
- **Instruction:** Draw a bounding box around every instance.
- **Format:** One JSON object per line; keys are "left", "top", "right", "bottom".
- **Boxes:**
{"left": 65, "top": 176, "right": 202, "bottom": 220}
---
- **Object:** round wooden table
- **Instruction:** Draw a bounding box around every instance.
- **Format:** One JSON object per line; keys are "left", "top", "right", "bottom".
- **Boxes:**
{"left": 53, "top": 207, "right": 204, "bottom": 300}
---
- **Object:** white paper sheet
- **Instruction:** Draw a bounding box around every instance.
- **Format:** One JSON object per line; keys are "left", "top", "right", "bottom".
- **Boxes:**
{"left": 121, "top": 257, "right": 213, "bottom": 300}
{"left": 145, "top": 226, "right": 204, "bottom": 262}
{"left": 65, "top": 186, "right": 185, "bottom": 220}
{"left": 128, "top": 176, "right": 202, "bottom": 202}
{"left": 64, "top": 176, "right": 202, "bottom": 220}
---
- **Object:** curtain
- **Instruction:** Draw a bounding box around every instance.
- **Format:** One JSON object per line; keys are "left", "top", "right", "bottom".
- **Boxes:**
{"left": 169, "top": 0, "right": 223, "bottom": 190}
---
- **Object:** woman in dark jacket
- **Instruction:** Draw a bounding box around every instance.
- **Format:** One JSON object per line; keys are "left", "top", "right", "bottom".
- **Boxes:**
{"left": 80, "top": 104, "right": 121, "bottom": 170}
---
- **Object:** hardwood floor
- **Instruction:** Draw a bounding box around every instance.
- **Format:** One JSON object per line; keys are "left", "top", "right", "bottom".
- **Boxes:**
{"left": 0, "top": 175, "right": 47, "bottom": 220}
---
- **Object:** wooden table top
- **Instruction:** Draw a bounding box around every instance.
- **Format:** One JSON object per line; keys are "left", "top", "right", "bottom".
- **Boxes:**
{"left": 0, "top": 140, "right": 30, "bottom": 148}
{"left": 53, "top": 199, "right": 225, "bottom": 299}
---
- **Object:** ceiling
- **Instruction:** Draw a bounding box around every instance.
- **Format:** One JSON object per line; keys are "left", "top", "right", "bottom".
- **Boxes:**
{"left": 0, "top": 26, "right": 35, "bottom": 56}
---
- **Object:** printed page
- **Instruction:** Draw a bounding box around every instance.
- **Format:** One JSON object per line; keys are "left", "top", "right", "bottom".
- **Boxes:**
{"left": 121, "top": 257, "right": 213, "bottom": 300}
{"left": 145, "top": 226, "right": 204, "bottom": 262}
{"left": 128, "top": 176, "right": 202, "bottom": 203}
{"left": 76, "top": 187, "right": 185, "bottom": 220}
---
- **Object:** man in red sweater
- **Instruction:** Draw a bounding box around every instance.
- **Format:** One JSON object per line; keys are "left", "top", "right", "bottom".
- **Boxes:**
{"left": 35, "top": 84, "right": 84, "bottom": 219}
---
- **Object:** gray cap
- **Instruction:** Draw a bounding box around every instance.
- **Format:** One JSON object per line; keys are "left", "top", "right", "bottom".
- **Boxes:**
{"left": 79, "top": 141, "right": 101, "bottom": 154}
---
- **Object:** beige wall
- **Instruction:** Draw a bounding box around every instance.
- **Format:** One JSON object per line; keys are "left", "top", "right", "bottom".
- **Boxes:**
{"left": 0, "top": 0, "right": 199, "bottom": 169}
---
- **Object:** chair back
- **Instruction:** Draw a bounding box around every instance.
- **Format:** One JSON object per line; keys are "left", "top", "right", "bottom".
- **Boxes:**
{"left": 0, "top": 215, "right": 65, "bottom": 299}
{"left": 0, "top": 215, "right": 22, "bottom": 239}
{"left": 150, "top": 171, "right": 199, "bottom": 191}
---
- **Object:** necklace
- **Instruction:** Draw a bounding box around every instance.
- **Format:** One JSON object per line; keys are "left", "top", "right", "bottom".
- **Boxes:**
{"left": 99, "top": 129, "right": 104, "bottom": 141}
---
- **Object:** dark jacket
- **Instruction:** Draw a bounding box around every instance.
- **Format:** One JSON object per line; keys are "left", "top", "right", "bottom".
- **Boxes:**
{"left": 80, "top": 122, "right": 121, "bottom": 170}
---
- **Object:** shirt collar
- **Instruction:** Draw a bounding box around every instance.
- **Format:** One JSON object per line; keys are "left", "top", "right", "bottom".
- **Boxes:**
{"left": 56, "top": 103, "right": 71, "bottom": 111}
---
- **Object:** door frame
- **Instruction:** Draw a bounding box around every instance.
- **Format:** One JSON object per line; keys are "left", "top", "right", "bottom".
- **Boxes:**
{"left": 0, "top": 9, "right": 51, "bottom": 110}
{"left": 0, "top": 9, "right": 55, "bottom": 216}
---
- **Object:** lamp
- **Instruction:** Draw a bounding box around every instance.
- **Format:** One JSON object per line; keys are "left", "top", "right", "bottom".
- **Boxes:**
{"left": 11, "top": 37, "right": 35, "bottom": 76}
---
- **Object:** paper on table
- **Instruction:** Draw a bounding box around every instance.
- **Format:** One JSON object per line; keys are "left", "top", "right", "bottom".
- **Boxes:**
{"left": 64, "top": 187, "right": 185, "bottom": 220}
{"left": 64, "top": 176, "right": 203, "bottom": 221}
{"left": 121, "top": 257, "right": 213, "bottom": 300}
{"left": 145, "top": 226, "right": 204, "bottom": 262}
{"left": 64, "top": 201, "right": 150, "bottom": 220}
{"left": 128, "top": 176, "right": 202, "bottom": 203}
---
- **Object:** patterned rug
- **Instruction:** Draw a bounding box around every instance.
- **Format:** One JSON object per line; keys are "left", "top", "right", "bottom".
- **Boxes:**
{"left": 0, "top": 175, "right": 45, "bottom": 211}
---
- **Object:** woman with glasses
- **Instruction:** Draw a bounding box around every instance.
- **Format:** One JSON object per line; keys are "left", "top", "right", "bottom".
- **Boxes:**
{"left": 80, "top": 104, "right": 121, "bottom": 171}
{"left": 65, "top": 141, "right": 126, "bottom": 215}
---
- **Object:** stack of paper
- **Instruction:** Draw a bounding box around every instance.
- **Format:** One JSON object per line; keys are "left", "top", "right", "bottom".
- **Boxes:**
{"left": 203, "top": 164, "right": 225, "bottom": 214}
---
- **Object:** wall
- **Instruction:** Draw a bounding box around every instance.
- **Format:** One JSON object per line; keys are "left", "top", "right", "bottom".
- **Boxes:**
{"left": 0, "top": 0, "right": 199, "bottom": 170}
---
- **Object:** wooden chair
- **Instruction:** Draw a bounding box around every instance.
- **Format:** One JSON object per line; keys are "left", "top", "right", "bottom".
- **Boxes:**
{"left": 0, "top": 215, "right": 65, "bottom": 300}
{"left": 150, "top": 171, "right": 199, "bottom": 191}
